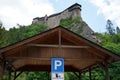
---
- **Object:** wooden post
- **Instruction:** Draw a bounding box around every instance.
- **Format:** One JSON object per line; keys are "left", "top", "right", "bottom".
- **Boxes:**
{"left": 0, "top": 54, "right": 5, "bottom": 80}
{"left": 89, "top": 68, "right": 92, "bottom": 80}
{"left": 47, "top": 72, "right": 50, "bottom": 80}
{"left": 104, "top": 64, "right": 110, "bottom": 80}
{"left": 78, "top": 72, "right": 82, "bottom": 80}
{"left": 99, "top": 63, "right": 110, "bottom": 80}
{"left": 58, "top": 28, "right": 61, "bottom": 57}
{"left": 8, "top": 70, "right": 11, "bottom": 80}
{"left": 14, "top": 71, "right": 16, "bottom": 80}
{"left": 0, "top": 65, "right": 2, "bottom": 80}
{"left": 0, "top": 61, "right": 5, "bottom": 80}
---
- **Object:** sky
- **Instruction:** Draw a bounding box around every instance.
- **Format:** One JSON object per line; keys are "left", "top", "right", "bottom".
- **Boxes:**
{"left": 0, "top": 0, "right": 120, "bottom": 32}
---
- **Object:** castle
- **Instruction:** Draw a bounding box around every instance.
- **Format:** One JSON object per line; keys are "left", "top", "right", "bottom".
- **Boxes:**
{"left": 32, "top": 3, "right": 82, "bottom": 28}
{"left": 32, "top": 3, "right": 101, "bottom": 43}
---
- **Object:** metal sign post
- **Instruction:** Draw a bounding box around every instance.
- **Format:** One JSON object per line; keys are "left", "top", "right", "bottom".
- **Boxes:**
{"left": 51, "top": 58, "right": 64, "bottom": 80}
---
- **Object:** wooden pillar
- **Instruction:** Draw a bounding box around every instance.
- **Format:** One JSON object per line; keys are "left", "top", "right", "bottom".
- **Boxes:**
{"left": 89, "top": 68, "right": 92, "bottom": 80}
{"left": 48, "top": 72, "right": 50, "bottom": 80}
{"left": 0, "top": 61, "right": 5, "bottom": 80}
{"left": 78, "top": 72, "right": 82, "bottom": 80}
{"left": 46, "top": 72, "right": 49, "bottom": 80}
{"left": 58, "top": 28, "right": 61, "bottom": 57}
{"left": 0, "top": 66, "right": 2, "bottom": 80}
{"left": 99, "top": 63, "right": 110, "bottom": 80}
{"left": 0, "top": 54, "right": 5, "bottom": 80}
{"left": 104, "top": 64, "right": 110, "bottom": 80}
{"left": 8, "top": 70, "right": 11, "bottom": 80}
{"left": 14, "top": 71, "right": 16, "bottom": 80}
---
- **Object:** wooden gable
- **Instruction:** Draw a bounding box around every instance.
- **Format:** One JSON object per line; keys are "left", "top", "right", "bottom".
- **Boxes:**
{"left": 0, "top": 26, "right": 120, "bottom": 72}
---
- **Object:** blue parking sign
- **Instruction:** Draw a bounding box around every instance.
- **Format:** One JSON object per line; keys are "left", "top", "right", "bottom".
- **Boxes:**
{"left": 51, "top": 58, "right": 64, "bottom": 72}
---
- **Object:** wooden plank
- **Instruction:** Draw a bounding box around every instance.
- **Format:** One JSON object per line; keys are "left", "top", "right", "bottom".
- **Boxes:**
{"left": 85, "top": 48, "right": 106, "bottom": 59}
{"left": 12, "top": 58, "right": 101, "bottom": 71}
{"left": 6, "top": 57, "right": 102, "bottom": 61}
{"left": 25, "top": 44, "right": 91, "bottom": 48}
{"left": 58, "top": 28, "right": 61, "bottom": 57}
{"left": 81, "top": 63, "right": 98, "bottom": 73}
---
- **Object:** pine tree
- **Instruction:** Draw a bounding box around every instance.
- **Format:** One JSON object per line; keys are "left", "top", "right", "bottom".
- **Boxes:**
{"left": 0, "top": 23, "right": 8, "bottom": 48}
{"left": 116, "top": 26, "right": 120, "bottom": 34}
{"left": 106, "top": 19, "right": 115, "bottom": 35}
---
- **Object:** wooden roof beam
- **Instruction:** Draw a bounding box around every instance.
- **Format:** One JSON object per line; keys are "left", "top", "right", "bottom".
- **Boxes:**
{"left": 6, "top": 57, "right": 102, "bottom": 61}
{"left": 25, "top": 44, "right": 91, "bottom": 48}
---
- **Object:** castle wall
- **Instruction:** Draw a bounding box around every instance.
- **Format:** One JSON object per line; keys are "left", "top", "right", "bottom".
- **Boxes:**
{"left": 47, "top": 9, "right": 71, "bottom": 28}
{"left": 32, "top": 3, "right": 82, "bottom": 27}
{"left": 32, "top": 17, "right": 45, "bottom": 25}
{"left": 46, "top": 7, "right": 81, "bottom": 28}
{"left": 47, "top": 14, "right": 61, "bottom": 28}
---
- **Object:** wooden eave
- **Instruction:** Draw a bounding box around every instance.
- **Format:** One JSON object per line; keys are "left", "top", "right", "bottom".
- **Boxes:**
{"left": 0, "top": 26, "right": 120, "bottom": 72}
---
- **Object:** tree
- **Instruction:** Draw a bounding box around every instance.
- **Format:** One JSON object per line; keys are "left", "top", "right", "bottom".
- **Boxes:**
{"left": 0, "top": 23, "right": 8, "bottom": 48}
{"left": 0, "top": 20, "right": 2, "bottom": 26}
{"left": 106, "top": 20, "right": 115, "bottom": 35}
{"left": 116, "top": 26, "right": 120, "bottom": 34}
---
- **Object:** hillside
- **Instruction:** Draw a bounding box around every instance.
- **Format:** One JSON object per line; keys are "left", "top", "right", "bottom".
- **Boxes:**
{"left": 59, "top": 18, "right": 100, "bottom": 42}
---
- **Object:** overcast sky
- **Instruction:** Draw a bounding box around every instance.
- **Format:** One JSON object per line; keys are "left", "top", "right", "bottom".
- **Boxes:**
{"left": 0, "top": 0, "right": 120, "bottom": 32}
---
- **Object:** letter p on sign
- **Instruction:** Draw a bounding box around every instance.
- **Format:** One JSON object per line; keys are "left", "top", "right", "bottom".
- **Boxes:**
{"left": 55, "top": 60, "right": 62, "bottom": 70}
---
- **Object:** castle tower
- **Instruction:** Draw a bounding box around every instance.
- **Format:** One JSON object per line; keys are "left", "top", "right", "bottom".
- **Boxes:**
{"left": 68, "top": 3, "right": 82, "bottom": 19}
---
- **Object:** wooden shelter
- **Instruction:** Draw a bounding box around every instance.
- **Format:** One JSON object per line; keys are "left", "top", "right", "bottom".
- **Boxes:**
{"left": 0, "top": 26, "right": 120, "bottom": 80}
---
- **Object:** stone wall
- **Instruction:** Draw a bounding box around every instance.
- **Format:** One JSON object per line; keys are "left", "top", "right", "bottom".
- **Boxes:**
{"left": 32, "top": 3, "right": 82, "bottom": 28}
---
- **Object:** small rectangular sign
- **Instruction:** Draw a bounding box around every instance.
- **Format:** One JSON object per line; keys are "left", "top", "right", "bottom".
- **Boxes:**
{"left": 51, "top": 58, "right": 64, "bottom": 80}
{"left": 52, "top": 73, "right": 64, "bottom": 80}
{"left": 51, "top": 58, "right": 64, "bottom": 72}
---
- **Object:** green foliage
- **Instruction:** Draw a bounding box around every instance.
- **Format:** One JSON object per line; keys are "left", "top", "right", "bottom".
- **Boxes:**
{"left": 0, "top": 25, "right": 8, "bottom": 48}
{"left": 1, "top": 24, "right": 48, "bottom": 48}
{"left": 103, "top": 43, "right": 120, "bottom": 54}
{"left": 26, "top": 72, "right": 49, "bottom": 80}
{"left": 91, "top": 68, "right": 105, "bottom": 80}
{"left": 60, "top": 18, "right": 81, "bottom": 26}
{"left": 60, "top": 18, "right": 87, "bottom": 34}
{"left": 67, "top": 72, "right": 78, "bottom": 80}
{"left": 22, "top": 24, "right": 48, "bottom": 39}
{"left": 96, "top": 32, "right": 120, "bottom": 80}
{"left": 109, "top": 62, "right": 120, "bottom": 80}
